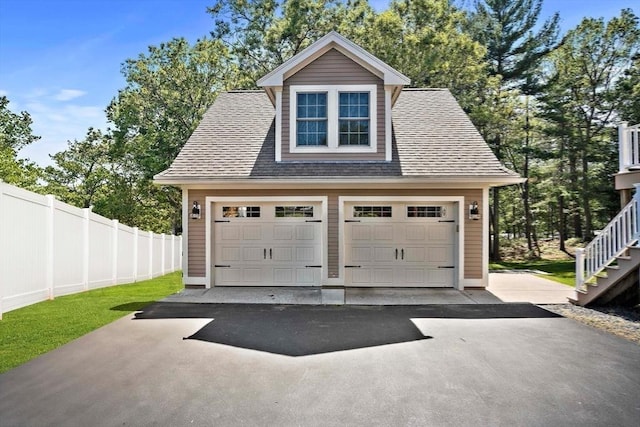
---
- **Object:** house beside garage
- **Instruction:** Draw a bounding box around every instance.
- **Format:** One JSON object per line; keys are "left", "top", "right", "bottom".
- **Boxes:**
{"left": 154, "top": 31, "right": 522, "bottom": 294}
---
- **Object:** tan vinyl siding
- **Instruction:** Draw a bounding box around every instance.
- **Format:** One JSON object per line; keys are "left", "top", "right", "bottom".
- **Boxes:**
{"left": 327, "top": 194, "right": 339, "bottom": 278}
{"left": 187, "top": 190, "right": 207, "bottom": 277}
{"left": 185, "top": 188, "right": 485, "bottom": 282}
{"left": 282, "top": 48, "right": 385, "bottom": 161}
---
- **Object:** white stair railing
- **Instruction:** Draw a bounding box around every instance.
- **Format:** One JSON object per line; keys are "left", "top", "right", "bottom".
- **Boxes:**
{"left": 575, "top": 183, "right": 640, "bottom": 291}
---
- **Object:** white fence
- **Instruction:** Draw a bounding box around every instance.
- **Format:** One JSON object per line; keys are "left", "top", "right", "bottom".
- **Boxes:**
{"left": 0, "top": 181, "right": 182, "bottom": 319}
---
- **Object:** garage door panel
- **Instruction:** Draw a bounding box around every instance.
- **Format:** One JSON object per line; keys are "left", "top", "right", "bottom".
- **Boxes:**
{"left": 374, "top": 225, "right": 394, "bottom": 240}
{"left": 404, "top": 268, "right": 426, "bottom": 284}
{"left": 351, "top": 225, "right": 371, "bottom": 241}
{"left": 374, "top": 247, "right": 395, "bottom": 262}
{"left": 273, "top": 225, "right": 294, "bottom": 240}
{"left": 427, "top": 224, "right": 451, "bottom": 242}
{"left": 272, "top": 247, "right": 292, "bottom": 262}
{"left": 404, "top": 225, "right": 425, "bottom": 240}
{"left": 213, "top": 202, "right": 322, "bottom": 287}
{"left": 427, "top": 268, "right": 454, "bottom": 286}
{"left": 243, "top": 225, "right": 262, "bottom": 240}
{"left": 350, "top": 246, "right": 371, "bottom": 262}
{"left": 296, "top": 225, "right": 316, "bottom": 240}
{"left": 349, "top": 268, "right": 370, "bottom": 284}
{"left": 373, "top": 268, "right": 394, "bottom": 284}
{"left": 218, "top": 246, "right": 241, "bottom": 262}
{"left": 426, "top": 245, "right": 454, "bottom": 264}
{"left": 344, "top": 202, "right": 457, "bottom": 288}
{"left": 220, "top": 226, "right": 240, "bottom": 240}
{"left": 218, "top": 268, "right": 242, "bottom": 283}
{"left": 296, "top": 268, "right": 319, "bottom": 284}
{"left": 404, "top": 247, "right": 425, "bottom": 263}
{"left": 242, "top": 247, "right": 264, "bottom": 262}
{"left": 296, "top": 247, "right": 315, "bottom": 262}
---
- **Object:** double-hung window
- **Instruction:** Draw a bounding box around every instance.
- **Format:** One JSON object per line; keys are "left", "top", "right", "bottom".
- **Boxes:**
{"left": 290, "top": 85, "right": 377, "bottom": 153}
{"left": 296, "top": 92, "right": 327, "bottom": 146}
{"left": 339, "top": 92, "right": 370, "bottom": 146}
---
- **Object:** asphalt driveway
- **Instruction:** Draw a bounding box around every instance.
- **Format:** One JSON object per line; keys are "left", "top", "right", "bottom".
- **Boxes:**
{"left": 1, "top": 303, "right": 639, "bottom": 426}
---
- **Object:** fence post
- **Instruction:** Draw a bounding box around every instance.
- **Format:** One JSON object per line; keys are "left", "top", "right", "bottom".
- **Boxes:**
{"left": 171, "top": 234, "right": 175, "bottom": 272}
{"left": 133, "top": 227, "right": 139, "bottom": 282}
{"left": 83, "top": 208, "right": 90, "bottom": 290}
{"left": 112, "top": 219, "right": 119, "bottom": 285}
{"left": 575, "top": 248, "right": 585, "bottom": 290}
{"left": 619, "top": 122, "right": 629, "bottom": 172}
{"left": 149, "top": 231, "right": 154, "bottom": 278}
{"left": 161, "top": 234, "right": 166, "bottom": 275}
{"left": 0, "top": 181, "right": 4, "bottom": 319}
{"left": 46, "top": 195, "right": 55, "bottom": 300}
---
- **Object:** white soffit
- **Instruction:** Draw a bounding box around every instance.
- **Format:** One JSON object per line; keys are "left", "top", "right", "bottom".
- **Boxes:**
{"left": 257, "top": 31, "right": 411, "bottom": 87}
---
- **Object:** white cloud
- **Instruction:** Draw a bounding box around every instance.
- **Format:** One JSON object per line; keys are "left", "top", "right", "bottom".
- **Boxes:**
{"left": 54, "top": 89, "right": 86, "bottom": 101}
{"left": 18, "top": 100, "right": 108, "bottom": 166}
{"left": 0, "top": 89, "right": 8, "bottom": 97}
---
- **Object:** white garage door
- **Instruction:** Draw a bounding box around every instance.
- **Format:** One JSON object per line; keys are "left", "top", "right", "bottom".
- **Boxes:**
{"left": 213, "top": 202, "right": 322, "bottom": 286}
{"left": 344, "top": 202, "right": 457, "bottom": 287}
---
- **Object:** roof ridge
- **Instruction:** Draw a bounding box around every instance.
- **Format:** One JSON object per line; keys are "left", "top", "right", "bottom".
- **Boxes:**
{"left": 226, "top": 89, "right": 264, "bottom": 93}
{"left": 402, "top": 88, "right": 447, "bottom": 92}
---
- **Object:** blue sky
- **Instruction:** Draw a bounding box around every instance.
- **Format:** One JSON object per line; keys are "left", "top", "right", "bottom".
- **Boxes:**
{"left": 0, "top": 0, "right": 635, "bottom": 166}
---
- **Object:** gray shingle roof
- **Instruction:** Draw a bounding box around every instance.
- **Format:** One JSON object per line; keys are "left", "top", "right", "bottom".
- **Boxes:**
{"left": 154, "top": 89, "right": 519, "bottom": 181}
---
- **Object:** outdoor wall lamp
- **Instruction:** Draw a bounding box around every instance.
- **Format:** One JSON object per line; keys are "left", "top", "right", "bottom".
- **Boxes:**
{"left": 191, "top": 201, "right": 201, "bottom": 220}
{"left": 469, "top": 201, "right": 480, "bottom": 220}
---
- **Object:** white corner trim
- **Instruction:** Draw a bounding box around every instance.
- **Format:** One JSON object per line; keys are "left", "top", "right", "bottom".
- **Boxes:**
{"left": 275, "top": 88, "right": 282, "bottom": 162}
{"left": 182, "top": 189, "right": 188, "bottom": 279}
{"left": 338, "top": 196, "right": 465, "bottom": 290}
{"left": 204, "top": 196, "right": 329, "bottom": 288}
{"left": 288, "top": 84, "right": 377, "bottom": 154}
{"left": 385, "top": 86, "right": 392, "bottom": 161}
{"left": 482, "top": 187, "right": 489, "bottom": 287}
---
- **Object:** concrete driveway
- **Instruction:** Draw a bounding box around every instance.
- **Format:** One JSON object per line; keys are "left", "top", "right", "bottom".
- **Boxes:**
{"left": 1, "top": 302, "right": 639, "bottom": 427}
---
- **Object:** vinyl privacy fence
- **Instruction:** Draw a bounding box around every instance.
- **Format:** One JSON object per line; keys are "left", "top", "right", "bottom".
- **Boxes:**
{"left": 0, "top": 181, "right": 182, "bottom": 319}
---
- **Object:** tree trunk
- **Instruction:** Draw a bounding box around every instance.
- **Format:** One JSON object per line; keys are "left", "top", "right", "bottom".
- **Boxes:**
{"left": 558, "top": 195, "right": 567, "bottom": 252}
{"left": 523, "top": 96, "right": 533, "bottom": 252}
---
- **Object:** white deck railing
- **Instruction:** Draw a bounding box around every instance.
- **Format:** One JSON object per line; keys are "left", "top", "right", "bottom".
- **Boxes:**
{"left": 619, "top": 122, "right": 640, "bottom": 172}
{"left": 575, "top": 183, "right": 640, "bottom": 291}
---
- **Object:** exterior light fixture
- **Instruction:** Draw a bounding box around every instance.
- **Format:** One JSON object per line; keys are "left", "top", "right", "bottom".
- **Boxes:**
{"left": 191, "top": 201, "right": 201, "bottom": 220}
{"left": 469, "top": 201, "right": 480, "bottom": 220}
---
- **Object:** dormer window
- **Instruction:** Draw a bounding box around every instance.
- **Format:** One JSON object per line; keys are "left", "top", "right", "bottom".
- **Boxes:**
{"left": 296, "top": 92, "right": 328, "bottom": 146}
{"left": 339, "top": 92, "right": 370, "bottom": 146}
{"left": 290, "top": 84, "right": 377, "bottom": 153}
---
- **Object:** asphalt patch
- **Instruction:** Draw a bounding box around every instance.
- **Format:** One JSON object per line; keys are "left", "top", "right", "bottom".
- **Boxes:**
{"left": 134, "top": 303, "right": 559, "bottom": 356}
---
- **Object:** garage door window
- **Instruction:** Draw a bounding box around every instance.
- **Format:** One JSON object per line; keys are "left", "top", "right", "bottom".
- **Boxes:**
{"left": 275, "top": 206, "right": 314, "bottom": 218}
{"left": 407, "top": 206, "right": 446, "bottom": 218}
{"left": 223, "top": 206, "right": 261, "bottom": 218}
{"left": 353, "top": 206, "right": 392, "bottom": 218}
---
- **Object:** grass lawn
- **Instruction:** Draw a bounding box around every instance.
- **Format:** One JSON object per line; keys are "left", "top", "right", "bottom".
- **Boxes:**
{"left": 0, "top": 272, "right": 182, "bottom": 374}
{"left": 490, "top": 259, "right": 576, "bottom": 287}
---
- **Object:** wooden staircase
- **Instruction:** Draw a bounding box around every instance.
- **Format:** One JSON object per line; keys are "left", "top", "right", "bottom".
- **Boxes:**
{"left": 572, "top": 246, "right": 640, "bottom": 306}
{"left": 574, "top": 186, "right": 640, "bottom": 306}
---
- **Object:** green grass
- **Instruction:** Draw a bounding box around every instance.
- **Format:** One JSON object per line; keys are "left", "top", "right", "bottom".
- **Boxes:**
{"left": 490, "top": 259, "right": 576, "bottom": 287}
{"left": 0, "top": 272, "right": 182, "bottom": 374}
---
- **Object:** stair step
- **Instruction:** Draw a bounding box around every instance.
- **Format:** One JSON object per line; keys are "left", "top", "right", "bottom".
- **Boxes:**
{"left": 605, "top": 265, "right": 620, "bottom": 271}
{"left": 616, "top": 256, "right": 631, "bottom": 261}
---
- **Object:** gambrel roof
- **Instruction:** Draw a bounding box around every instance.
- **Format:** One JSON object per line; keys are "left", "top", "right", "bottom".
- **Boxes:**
{"left": 154, "top": 89, "right": 521, "bottom": 187}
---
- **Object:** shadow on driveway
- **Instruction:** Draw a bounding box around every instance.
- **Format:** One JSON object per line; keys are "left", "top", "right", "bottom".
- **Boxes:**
{"left": 134, "top": 303, "right": 559, "bottom": 357}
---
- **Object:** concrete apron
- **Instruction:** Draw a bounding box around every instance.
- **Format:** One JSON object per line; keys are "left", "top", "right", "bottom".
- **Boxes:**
{"left": 162, "top": 273, "right": 574, "bottom": 305}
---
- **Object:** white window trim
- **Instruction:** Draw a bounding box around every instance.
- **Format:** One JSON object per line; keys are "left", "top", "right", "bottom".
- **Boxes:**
{"left": 289, "top": 84, "right": 377, "bottom": 154}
